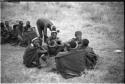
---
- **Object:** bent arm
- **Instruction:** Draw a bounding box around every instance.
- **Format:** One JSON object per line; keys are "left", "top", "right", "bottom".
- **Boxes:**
{"left": 37, "top": 49, "right": 47, "bottom": 54}
{"left": 55, "top": 51, "right": 70, "bottom": 58}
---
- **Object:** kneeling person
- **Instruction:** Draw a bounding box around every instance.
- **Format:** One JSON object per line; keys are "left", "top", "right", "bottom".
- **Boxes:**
{"left": 23, "top": 37, "right": 48, "bottom": 68}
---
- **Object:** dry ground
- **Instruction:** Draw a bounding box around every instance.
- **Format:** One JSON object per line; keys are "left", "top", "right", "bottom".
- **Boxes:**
{"left": 0, "top": 2, "right": 124, "bottom": 83}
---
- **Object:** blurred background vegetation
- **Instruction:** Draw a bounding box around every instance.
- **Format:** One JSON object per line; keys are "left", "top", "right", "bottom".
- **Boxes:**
{"left": 1, "top": 2, "right": 124, "bottom": 47}
{"left": 1, "top": 2, "right": 124, "bottom": 83}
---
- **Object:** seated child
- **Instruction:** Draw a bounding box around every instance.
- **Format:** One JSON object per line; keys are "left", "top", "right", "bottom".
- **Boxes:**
{"left": 47, "top": 27, "right": 60, "bottom": 43}
{"left": 80, "top": 39, "right": 98, "bottom": 69}
{"left": 71, "top": 31, "right": 83, "bottom": 45}
{"left": 47, "top": 28, "right": 64, "bottom": 56}
{"left": 55, "top": 30, "right": 83, "bottom": 58}
{"left": 23, "top": 37, "right": 48, "bottom": 68}
{"left": 65, "top": 31, "right": 83, "bottom": 49}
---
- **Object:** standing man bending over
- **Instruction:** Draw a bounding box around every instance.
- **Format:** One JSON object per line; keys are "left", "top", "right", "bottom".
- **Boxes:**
{"left": 36, "top": 18, "right": 56, "bottom": 43}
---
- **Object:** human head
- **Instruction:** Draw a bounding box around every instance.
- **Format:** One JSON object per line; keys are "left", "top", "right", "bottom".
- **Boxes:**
{"left": 16, "top": 20, "right": 20, "bottom": 24}
{"left": 56, "top": 40, "right": 62, "bottom": 46}
{"left": 81, "top": 39, "right": 89, "bottom": 48}
{"left": 19, "top": 21, "right": 23, "bottom": 26}
{"left": 75, "top": 31, "right": 82, "bottom": 40}
{"left": 68, "top": 40, "right": 78, "bottom": 50}
{"left": 5, "top": 21, "right": 9, "bottom": 26}
{"left": 51, "top": 25, "right": 56, "bottom": 31}
{"left": 31, "top": 37, "right": 42, "bottom": 48}
{"left": 0, "top": 22, "right": 5, "bottom": 28}
{"left": 26, "top": 21, "right": 30, "bottom": 25}
{"left": 48, "top": 40, "right": 56, "bottom": 47}
{"left": 51, "top": 31, "right": 57, "bottom": 39}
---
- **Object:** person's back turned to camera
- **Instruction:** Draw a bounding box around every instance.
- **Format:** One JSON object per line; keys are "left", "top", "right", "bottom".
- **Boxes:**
{"left": 80, "top": 39, "right": 98, "bottom": 69}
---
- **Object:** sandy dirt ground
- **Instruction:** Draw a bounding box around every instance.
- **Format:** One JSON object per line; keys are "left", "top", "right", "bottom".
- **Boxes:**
{"left": 0, "top": 2, "right": 124, "bottom": 83}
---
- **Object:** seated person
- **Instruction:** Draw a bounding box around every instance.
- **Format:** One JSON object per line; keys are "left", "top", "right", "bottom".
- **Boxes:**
{"left": 24, "top": 21, "right": 31, "bottom": 32}
{"left": 54, "top": 39, "right": 99, "bottom": 79}
{"left": 11, "top": 21, "right": 20, "bottom": 46}
{"left": 79, "top": 39, "right": 98, "bottom": 69}
{"left": 4, "top": 21, "right": 12, "bottom": 33}
{"left": 47, "top": 27, "right": 60, "bottom": 42}
{"left": 72, "top": 31, "right": 82, "bottom": 43}
{"left": 65, "top": 31, "right": 83, "bottom": 49}
{"left": 1, "top": 22, "right": 11, "bottom": 44}
{"left": 1, "top": 22, "right": 6, "bottom": 43}
{"left": 47, "top": 28, "right": 63, "bottom": 56}
{"left": 23, "top": 37, "right": 48, "bottom": 68}
{"left": 21, "top": 25, "right": 38, "bottom": 47}
{"left": 12, "top": 21, "right": 24, "bottom": 46}
{"left": 55, "top": 40, "right": 86, "bottom": 79}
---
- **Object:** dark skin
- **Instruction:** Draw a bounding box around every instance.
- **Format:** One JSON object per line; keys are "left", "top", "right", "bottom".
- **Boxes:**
{"left": 11, "top": 23, "right": 22, "bottom": 45}
{"left": 19, "top": 21, "right": 24, "bottom": 33}
{"left": 1, "top": 22, "right": 10, "bottom": 44}
{"left": 5, "top": 21, "right": 12, "bottom": 32}
{"left": 36, "top": 18, "right": 53, "bottom": 43}
{"left": 24, "top": 21, "right": 31, "bottom": 32}
{"left": 16, "top": 21, "right": 24, "bottom": 44}
{"left": 1, "top": 22, "right": 6, "bottom": 31}
{"left": 51, "top": 32, "right": 57, "bottom": 39}
{"left": 26, "top": 21, "right": 30, "bottom": 26}
{"left": 32, "top": 39, "right": 48, "bottom": 67}
{"left": 5, "top": 21, "right": 9, "bottom": 27}
{"left": 33, "top": 39, "right": 48, "bottom": 56}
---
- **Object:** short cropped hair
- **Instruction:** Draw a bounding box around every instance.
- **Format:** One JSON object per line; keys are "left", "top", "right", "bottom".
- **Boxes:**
{"left": 19, "top": 21, "right": 23, "bottom": 25}
{"left": 75, "top": 31, "right": 82, "bottom": 36}
{"left": 32, "top": 37, "right": 42, "bottom": 46}
{"left": 69, "top": 40, "right": 78, "bottom": 49}
{"left": 82, "top": 39, "right": 89, "bottom": 47}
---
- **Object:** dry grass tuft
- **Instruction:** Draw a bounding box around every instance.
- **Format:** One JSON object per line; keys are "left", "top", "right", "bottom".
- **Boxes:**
{"left": 1, "top": 2, "right": 124, "bottom": 83}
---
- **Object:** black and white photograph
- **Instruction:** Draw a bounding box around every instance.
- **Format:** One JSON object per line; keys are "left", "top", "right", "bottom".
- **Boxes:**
{"left": 0, "top": 1, "right": 124, "bottom": 83}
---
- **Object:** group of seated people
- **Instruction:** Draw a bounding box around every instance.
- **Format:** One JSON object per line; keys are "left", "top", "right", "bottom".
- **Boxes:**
{"left": 0, "top": 20, "right": 37, "bottom": 47}
{"left": 1, "top": 19, "right": 98, "bottom": 79}
{"left": 23, "top": 29, "right": 99, "bottom": 79}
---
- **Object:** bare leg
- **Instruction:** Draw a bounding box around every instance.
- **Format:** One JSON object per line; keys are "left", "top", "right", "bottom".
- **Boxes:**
{"left": 43, "top": 27, "right": 48, "bottom": 43}
{"left": 37, "top": 25, "right": 43, "bottom": 38}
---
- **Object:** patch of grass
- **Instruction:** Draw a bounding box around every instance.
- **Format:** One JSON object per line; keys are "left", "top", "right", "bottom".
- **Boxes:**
{"left": 1, "top": 2, "right": 124, "bottom": 83}
{"left": 104, "top": 64, "right": 124, "bottom": 83}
